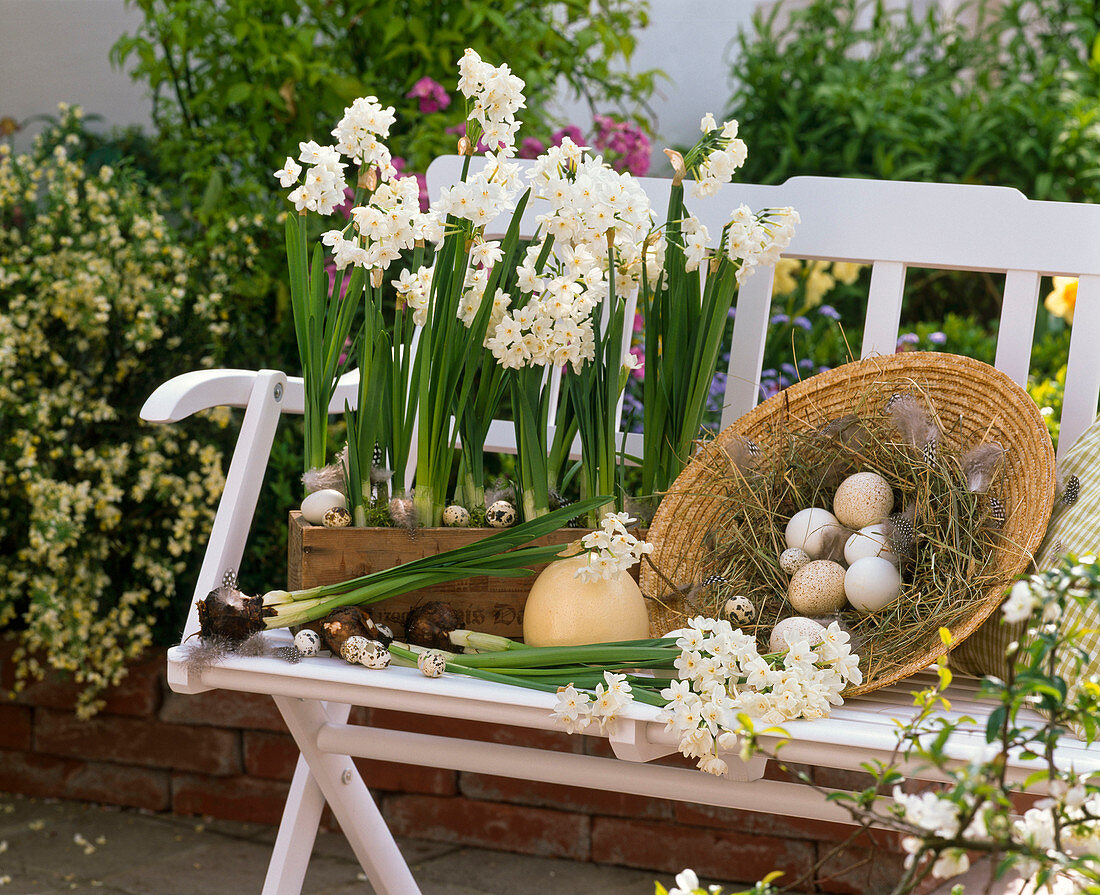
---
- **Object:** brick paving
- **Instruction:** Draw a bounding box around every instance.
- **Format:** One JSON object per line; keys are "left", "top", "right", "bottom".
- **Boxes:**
{"left": 0, "top": 793, "right": 729, "bottom": 895}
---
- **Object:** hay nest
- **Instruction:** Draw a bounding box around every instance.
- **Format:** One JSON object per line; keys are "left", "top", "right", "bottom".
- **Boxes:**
{"left": 641, "top": 352, "right": 1056, "bottom": 695}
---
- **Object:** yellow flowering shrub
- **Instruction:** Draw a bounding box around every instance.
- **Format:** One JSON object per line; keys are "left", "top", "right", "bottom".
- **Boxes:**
{"left": 0, "top": 107, "right": 247, "bottom": 716}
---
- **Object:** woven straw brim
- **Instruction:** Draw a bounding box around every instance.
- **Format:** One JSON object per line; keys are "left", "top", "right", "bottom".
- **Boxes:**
{"left": 641, "top": 352, "right": 1056, "bottom": 695}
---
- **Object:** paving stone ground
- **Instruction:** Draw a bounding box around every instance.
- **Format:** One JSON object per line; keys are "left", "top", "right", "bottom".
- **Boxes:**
{"left": 0, "top": 793, "right": 744, "bottom": 895}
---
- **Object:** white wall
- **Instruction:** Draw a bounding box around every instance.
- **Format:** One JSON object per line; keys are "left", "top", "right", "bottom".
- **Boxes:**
{"left": 0, "top": 0, "right": 150, "bottom": 150}
{"left": 552, "top": 1, "right": 759, "bottom": 167}
{"left": 0, "top": 0, "right": 757, "bottom": 161}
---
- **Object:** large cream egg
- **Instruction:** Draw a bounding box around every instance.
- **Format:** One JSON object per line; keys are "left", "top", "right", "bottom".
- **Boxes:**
{"left": 523, "top": 555, "right": 650, "bottom": 647}
{"left": 844, "top": 524, "right": 899, "bottom": 566}
{"left": 844, "top": 556, "right": 902, "bottom": 613}
{"left": 769, "top": 616, "right": 827, "bottom": 653}
{"left": 788, "top": 560, "right": 848, "bottom": 615}
{"left": 301, "top": 488, "right": 347, "bottom": 525}
{"left": 785, "top": 508, "right": 844, "bottom": 559}
{"left": 833, "top": 472, "right": 894, "bottom": 530}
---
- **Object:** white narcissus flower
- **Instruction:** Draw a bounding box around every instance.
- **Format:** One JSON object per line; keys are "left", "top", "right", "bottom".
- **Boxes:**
{"left": 570, "top": 513, "right": 652, "bottom": 582}
{"left": 332, "top": 95, "right": 396, "bottom": 168}
{"left": 551, "top": 684, "right": 593, "bottom": 734}
{"left": 274, "top": 157, "right": 301, "bottom": 187}
{"left": 469, "top": 239, "right": 503, "bottom": 269}
{"left": 648, "top": 614, "right": 858, "bottom": 774}
{"left": 456, "top": 50, "right": 526, "bottom": 153}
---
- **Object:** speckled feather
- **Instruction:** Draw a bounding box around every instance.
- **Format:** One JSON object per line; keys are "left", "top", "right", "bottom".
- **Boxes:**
{"left": 961, "top": 443, "right": 1005, "bottom": 494}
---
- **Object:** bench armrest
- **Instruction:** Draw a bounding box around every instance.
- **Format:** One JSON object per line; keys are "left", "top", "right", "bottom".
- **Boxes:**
{"left": 140, "top": 368, "right": 362, "bottom": 423}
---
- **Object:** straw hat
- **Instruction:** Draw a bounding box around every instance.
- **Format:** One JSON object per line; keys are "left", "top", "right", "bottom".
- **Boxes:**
{"left": 641, "top": 352, "right": 1056, "bottom": 695}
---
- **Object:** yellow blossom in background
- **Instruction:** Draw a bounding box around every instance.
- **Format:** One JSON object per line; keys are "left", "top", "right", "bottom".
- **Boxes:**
{"left": 831, "top": 261, "right": 862, "bottom": 285}
{"left": 1045, "top": 276, "right": 1078, "bottom": 324}
{"left": 770, "top": 260, "right": 864, "bottom": 304}
{"left": 0, "top": 106, "right": 239, "bottom": 716}
{"left": 771, "top": 258, "right": 801, "bottom": 296}
{"left": 804, "top": 260, "right": 836, "bottom": 307}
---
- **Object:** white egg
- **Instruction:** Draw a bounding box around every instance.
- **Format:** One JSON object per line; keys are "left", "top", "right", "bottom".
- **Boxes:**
{"left": 769, "top": 616, "right": 827, "bottom": 653}
{"left": 833, "top": 472, "right": 894, "bottom": 530}
{"left": 785, "top": 508, "right": 844, "bottom": 558}
{"left": 301, "top": 488, "right": 347, "bottom": 525}
{"left": 779, "top": 547, "right": 812, "bottom": 576}
{"left": 844, "top": 556, "right": 902, "bottom": 613}
{"left": 788, "top": 560, "right": 848, "bottom": 615}
{"left": 844, "top": 524, "right": 899, "bottom": 566}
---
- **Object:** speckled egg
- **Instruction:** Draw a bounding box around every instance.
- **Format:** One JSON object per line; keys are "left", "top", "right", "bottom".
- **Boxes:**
{"left": 486, "top": 500, "right": 517, "bottom": 528}
{"left": 787, "top": 560, "right": 848, "bottom": 615}
{"left": 417, "top": 650, "right": 447, "bottom": 678}
{"left": 443, "top": 504, "right": 471, "bottom": 527}
{"left": 844, "top": 523, "right": 899, "bottom": 566}
{"left": 785, "top": 508, "right": 844, "bottom": 558}
{"left": 360, "top": 640, "right": 391, "bottom": 669}
{"left": 845, "top": 556, "right": 902, "bottom": 613}
{"left": 341, "top": 635, "right": 371, "bottom": 664}
{"left": 769, "top": 616, "right": 827, "bottom": 653}
{"left": 293, "top": 629, "right": 322, "bottom": 657}
{"left": 300, "top": 488, "right": 346, "bottom": 525}
{"left": 779, "top": 547, "right": 812, "bottom": 576}
{"left": 833, "top": 472, "right": 894, "bottom": 530}
{"left": 322, "top": 506, "right": 352, "bottom": 528}
{"left": 722, "top": 595, "right": 756, "bottom": 626}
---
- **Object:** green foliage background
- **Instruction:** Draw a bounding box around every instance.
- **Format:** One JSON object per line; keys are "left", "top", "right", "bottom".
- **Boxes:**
{"left": 0, "top": 110, "right": 263, "bottom": 714}
{"left": 727, "top": 0, "right": 1100, "bottom": 429}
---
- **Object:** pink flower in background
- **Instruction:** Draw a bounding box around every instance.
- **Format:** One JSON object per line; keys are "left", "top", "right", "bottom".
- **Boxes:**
{"left": 552, "top": 125, "right": 585, "bottom": 147}
{"left": 519, "top": 137, "right": 546, "bottom": 159}
{"left": 407, "top": 77, "right": 452, "bottom": 115}
{"left": 628, "top": 346, "right": 645, "bottom": 379}
{"left": 592, "top": 114, "right": 651, "bottom": 176}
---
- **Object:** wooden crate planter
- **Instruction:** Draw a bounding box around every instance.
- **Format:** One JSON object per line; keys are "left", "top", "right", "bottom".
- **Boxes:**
{"left": 287, "top": 511, "right": 587, "bottom": 637}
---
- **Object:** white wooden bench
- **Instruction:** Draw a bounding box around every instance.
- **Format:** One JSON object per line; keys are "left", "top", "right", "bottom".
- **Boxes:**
{"left": 143, "top": 164, "right": 1100, "bottom": 894}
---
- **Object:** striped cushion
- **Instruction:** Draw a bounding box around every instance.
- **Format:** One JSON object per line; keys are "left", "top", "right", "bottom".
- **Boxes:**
{"left": 949, "top": 416, "right": 1100, "bottom": 682}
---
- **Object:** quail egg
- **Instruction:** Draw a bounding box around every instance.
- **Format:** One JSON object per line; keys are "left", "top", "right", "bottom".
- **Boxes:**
{"left": 293, "top": 629, "right": 322, "bottom": 657}
{"left": 360, "top": 640, "right": 391, "bottom": 669}
{"left": 341, "top": 635, "right": 371, "bottom": 664}
{"left": 486, "top": 500, "right": 517, "bottom": 528}
{"left": 417, "top": 650, "right": 448, "bottom": 678}
{"left": 322, "top": 506, "right": 352, "bottom": 528}
{"left": 722, "top": 595, "right": 756, "bottom": 626}
{"left": 442, "top": 504, "right": 471, "bottom": 527}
